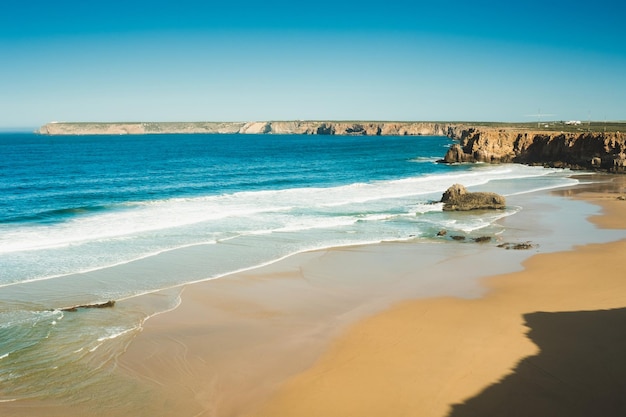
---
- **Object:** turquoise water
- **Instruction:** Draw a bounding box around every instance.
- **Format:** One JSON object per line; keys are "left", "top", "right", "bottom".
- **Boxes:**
{"left": 0, "top": 132, "right": 578, "bottom": 406}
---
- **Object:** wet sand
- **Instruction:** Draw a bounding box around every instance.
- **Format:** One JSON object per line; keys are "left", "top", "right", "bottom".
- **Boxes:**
{"left": 250, "top": 177, "right": 626, "bottom": 417}
{"left": 116, "top": 238, "right": 516, "bottom": 417}
{"left": 106, "top": 176, "right": 626, "bottom": 417}
{"left": 7, "top": 176, "right": 620, "bottom": 417}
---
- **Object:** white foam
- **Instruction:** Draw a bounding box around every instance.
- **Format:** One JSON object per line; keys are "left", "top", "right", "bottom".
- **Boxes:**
{"left": 504, "top": 178, "right": 579, "bottom": 196}
{"left": 412, "top": 202, "right": 444, "bottom": 214}
{"left": 1, "top": 164, "right": 559, "bottom": 255}
{"left": 0, "top": 240, "right": 218, "bottom": 289}
{"left": 409, "top": 156, "right": 440, "bottom": 163}
{"left": 89, "top": 344, "right": 102, "bottom": 353}
{"left": 1, "top": 164, "right": 575, "bottom": 290}
{"left": 96, "top": 327, "right": 136, "bottom": 343}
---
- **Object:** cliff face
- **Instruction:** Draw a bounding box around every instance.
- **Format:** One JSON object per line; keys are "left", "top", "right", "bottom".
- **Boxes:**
{"left": 38, "top": 121, "right": 626, "bottom": 173}
{"left": 38, "top": 121, "right": 457, "bottom": 137}
{"left": 442, "top": 128, "right": 626, "bottom": 173}
{"left": 39, "top": 122, "right": 246, "bottom": 135}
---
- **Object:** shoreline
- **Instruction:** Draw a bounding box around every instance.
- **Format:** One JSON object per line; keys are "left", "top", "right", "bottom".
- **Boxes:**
{"left": 249, "top": 177, "right": 626, "bottom": 417}
{"left": 3, "top": 175, "right": 625, "bottom": 416}
{"left": 33, "top": 122, "right": 626, "bottom": 174}
{"left": 112, "top": 176, "right": 626, "bottom": 417}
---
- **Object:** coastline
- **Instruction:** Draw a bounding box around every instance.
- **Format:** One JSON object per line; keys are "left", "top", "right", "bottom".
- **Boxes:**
{"left": 3, "top": 175, "right": 625, "bottom": 416}
{"left": 249, "top": 177, "right": 626, "bottom": 417}
{"left": 34, "top": 121, "right": 626, "bottom": 174}
{"left": 113, "top": 176, "right": 626, "bottom": 417}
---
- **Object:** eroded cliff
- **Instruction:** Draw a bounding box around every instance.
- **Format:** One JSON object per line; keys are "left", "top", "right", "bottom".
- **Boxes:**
{"left": 442, "top": 127, "right": 626, "bottom": 173}
{"left": 39, "top": 122, "right": 246, "bottom": 135}
{"left": 38, "top": 121, "right": 626, "bottom": 173}
{"left": 38, "top": 121, "right": 459, "bottom": 137}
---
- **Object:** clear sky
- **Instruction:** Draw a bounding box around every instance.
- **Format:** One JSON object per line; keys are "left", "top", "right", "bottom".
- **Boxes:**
{"left": 1, "top": 0, "right": 624, "bottom": 128}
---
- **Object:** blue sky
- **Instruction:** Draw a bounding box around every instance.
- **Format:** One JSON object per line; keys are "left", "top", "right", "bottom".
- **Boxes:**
{"left": 1, "top": 0, "right": 624, "bottom": 128}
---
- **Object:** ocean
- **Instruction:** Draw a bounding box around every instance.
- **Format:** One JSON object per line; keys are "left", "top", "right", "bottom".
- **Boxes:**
{"left": 0, "top": 132, "right": 580, "bottom": 406}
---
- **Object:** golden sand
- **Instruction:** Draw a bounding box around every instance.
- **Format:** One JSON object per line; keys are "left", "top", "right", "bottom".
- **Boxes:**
{"left": 250, "top": 182, "right": 626, "bottom": 417}
{"left": 5, "top": 178, "right": 625, "bottom": 417}
{"left": 108, "top": 177, "right": 626, "bottom": 417}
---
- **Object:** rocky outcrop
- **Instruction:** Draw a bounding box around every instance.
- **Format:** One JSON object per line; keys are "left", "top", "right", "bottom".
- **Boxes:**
{"left": 497, "top": 242, "right": 535, "bottom": 250}
{"left": 442, "top": 128, "right": 626, "bottom": 173}
{"left": 443, "top": 144, "right": 474, "bottom": 163}
{"left": 59, "top": 300, "right": 115, "bottom": 312}
{"left": 441, "top": 184, "right": 506, "bottom": 211}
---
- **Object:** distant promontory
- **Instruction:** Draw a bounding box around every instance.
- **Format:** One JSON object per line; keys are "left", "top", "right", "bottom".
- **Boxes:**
{"left": 38, "top": 120, "right": 626, "bottom": 173}
{"left": 38, "top": 121, "right": 455, "bottom": 136}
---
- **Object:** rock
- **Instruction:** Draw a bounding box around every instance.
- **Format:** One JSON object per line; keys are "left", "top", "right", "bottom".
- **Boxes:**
{"left": 450, "top": 235, "right": 466, "bottom": 241}
{"left": 441, "top": 184, "right": 506, "bottom": 211}
{"left": 497, "top": 242, "right": 534, "bottom": 250}
{"left": 443, "top": 144, "right": 473, "bottom": 163}
{"left": 60, "top": 300, "right": 115, "bottom": 312}
{"left": 473, "top": 236, "right": 492, "bottom": 243}
{"left": 441, "top": 184, "right": 466, "bottom": 202}
{"left": 439, "top": 127, "right": 626, "bottom": 173}
{"left": 612, "top": 153, "right": 626, "bottom": 173}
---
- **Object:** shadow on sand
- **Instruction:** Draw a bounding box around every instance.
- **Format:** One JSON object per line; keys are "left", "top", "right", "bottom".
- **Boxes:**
{"left": 448, "top": 307, "right": 626, "bottom": 417}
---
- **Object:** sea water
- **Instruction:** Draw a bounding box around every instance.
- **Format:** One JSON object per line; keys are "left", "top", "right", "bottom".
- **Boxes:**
{"left": 0, "top": 132, "right": 581, "bottom": 406}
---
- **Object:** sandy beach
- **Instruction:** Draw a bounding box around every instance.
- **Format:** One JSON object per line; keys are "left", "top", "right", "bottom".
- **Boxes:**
{"left": 116, "top": 232, "right": 515, "bottom": 416}
{"left": 6, "top": 176, "right": 624, "bottom": 417}
{"left": 249, "top": 178, "right": 626, "bottom": 417}
{"left": 4, "top": 0, "right": 624, "bottom": 414}
{"left": 107, "top": 176, "right": 626, "bottom": 417}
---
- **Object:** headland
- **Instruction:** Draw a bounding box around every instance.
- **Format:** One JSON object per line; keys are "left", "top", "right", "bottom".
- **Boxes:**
{"left": 6, "top": 123, "right": 626, "bottom": 416}
{"left": 38, "top": 120, "right": 455, "bottom": 136}
{"left": 38, "top": 120, "right": 626, "bottom": 173}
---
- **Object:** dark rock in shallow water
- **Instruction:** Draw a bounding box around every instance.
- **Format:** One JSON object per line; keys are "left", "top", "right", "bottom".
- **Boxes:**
{"left": 497, "top": 242, "right": 535, "bottom": 250}
{"left": 441, "top": 184, "right": 506, "bottom": 211}
{"left": 473, "top": 236, "right": 492, "bottom": 243}
{"left": 60, "top": 300, "right": 115, "bottom": 312}
{"left": 451, "top": 235, "right": 466, "bottom": 241}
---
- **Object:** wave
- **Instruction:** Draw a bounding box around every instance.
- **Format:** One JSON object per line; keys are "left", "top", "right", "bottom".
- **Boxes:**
{"left": 504, "top": 178, "right": 579, "bottom": 196}
{"left": 408, "top": 156, "right": 441, "bottom": 163}
{"left": 0, "top": 167, "right": 568, "bottom": 255}
{"left": 0, "top": 239, "right": 219, "bottom": 289}
{"left": 0, "top": 164, "right": 574, "bottom": 290}
{"left": 0, "top": 205, "right": 113, "bottom": 225}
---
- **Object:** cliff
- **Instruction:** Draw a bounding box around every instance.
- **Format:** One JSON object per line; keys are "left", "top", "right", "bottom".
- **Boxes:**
{"left": 39, "top": 122, "right": 246, "bottom": 135}
{"left": 442, "top": 127, "right": 626, "bottom": 173}
{"left": 38, "top": 121, "right": 459, "bottom": 137}
{"left": 38, "top": 121, "right": 626, "bottom": 173}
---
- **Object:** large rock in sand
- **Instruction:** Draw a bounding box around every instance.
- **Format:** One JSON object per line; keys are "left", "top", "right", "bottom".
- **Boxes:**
{"left": 441, "top": 184, "right": 506, "bottom": 211}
